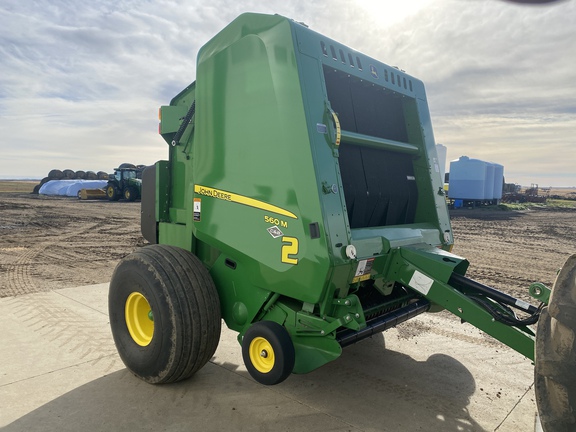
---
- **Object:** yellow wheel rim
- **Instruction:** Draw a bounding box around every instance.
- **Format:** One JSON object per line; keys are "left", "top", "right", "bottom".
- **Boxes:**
{"left": 125, "top": 292, "right": 154, "bottom": 346}
{"left": 249, "top": 337, "right": 275, "bottom": 373}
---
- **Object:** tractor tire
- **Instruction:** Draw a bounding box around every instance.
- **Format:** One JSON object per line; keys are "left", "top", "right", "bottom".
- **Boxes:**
{"left": 106, "top": 185, "right": 120, "bottom": 201}
{"left": 242, "top": 321, "right": 295, "bottom": 385}
{"left": 124, "top": 186, "right": 137, "bottom": 202}
{"left": 109, "top": 245, "right": 221, "bottom": 384}
{"left": 535, "top": 254, "right": 576, "bottom": 432}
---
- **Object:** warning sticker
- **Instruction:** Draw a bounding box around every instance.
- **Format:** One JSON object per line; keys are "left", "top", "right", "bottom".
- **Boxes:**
{"left": 193, "top": 198, "right": 201, "bottom": 222}
{"left": 409, "top": 270, "right": 434, "bottom": 295}
{"left": 352, "top": 258, "right": 374, "bottom": 283}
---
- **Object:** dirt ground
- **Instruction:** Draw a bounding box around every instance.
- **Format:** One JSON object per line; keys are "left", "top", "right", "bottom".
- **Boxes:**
{"left": 0, "top": 192, "right": 143, "bottom": 298}
{"left": 1, "top": 186, "right": 575, "bottom": 305}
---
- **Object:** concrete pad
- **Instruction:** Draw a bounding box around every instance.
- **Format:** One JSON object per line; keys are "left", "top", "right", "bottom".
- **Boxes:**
{"left": 0, "top": 283, "right": 539, "bottom": 431}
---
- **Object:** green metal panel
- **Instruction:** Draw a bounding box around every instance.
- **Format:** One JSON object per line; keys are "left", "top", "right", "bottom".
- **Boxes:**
{"left": 192, "top": 15, "right": 331, "bottom": 318}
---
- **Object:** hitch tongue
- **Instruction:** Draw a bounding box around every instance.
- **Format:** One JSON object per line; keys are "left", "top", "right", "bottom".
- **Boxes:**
{"left": 529, "top": 282, "right": 551, "bottom": 305}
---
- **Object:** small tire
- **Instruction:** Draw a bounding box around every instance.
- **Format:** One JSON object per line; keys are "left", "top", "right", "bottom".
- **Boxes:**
{"left": 109, "top": 245, "right": 221, "bottom": 384}
{"left": 535, "top": 254, "right": 576, "bottom": 432}
{"left": 242, "top": 321, "right": 295, "bottom": 385}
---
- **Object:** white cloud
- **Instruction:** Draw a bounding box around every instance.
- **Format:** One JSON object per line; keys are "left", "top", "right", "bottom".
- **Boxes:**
{"left": 0, "top": 0, "right": 574, "bottom": 186}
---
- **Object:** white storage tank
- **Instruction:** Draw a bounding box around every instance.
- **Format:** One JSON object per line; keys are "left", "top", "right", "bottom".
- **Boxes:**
{"left": 435, "top": 143, "right": 447, "bottom": 181}
{"left": 484, "top": 163, "right": 495, "bottom": 200}
{"left": 493, "top": 163, "right": 504, "bottom": 199}
{"left": 448, "top": 156, "right": 487, "bottom": 200}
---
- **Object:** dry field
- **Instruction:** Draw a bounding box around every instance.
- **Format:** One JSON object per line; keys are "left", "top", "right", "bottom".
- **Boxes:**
{"left": 1, "top": 181, "right": 575, "bottom": 305}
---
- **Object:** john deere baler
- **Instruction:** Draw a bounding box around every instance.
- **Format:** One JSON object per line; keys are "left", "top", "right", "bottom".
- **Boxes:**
{"left": 109, "top": 14, "right": 575, "bottom": 431}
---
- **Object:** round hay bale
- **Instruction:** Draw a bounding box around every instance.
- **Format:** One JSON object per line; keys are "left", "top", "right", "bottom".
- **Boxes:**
{"left": 48, "top": 169, "right": 64, "bottom": 180}
{"left": 75, "top": 170, "right": 86, "bottom": 179}
{"left": 39, "top": 177, "right": 50, "bottom": 186}
{"left": 32, "top": 184, "right": 41, "bottom": 194}
{"left": 97, "top": 171, "right": 109, "bottom": 180}
{"left": 118, "top": 163, "right": 136, "bottom": 169}
{"left": 62, "top": 169, "right": 76, "bottom": 179}
{"left": 85, "top": 170, "right": 98, "bottom": 180}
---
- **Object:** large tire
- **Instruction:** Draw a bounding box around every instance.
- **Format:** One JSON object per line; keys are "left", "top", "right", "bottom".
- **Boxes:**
{"left": 109, "top": 245, "right": 221, "bottom": 384}
{"left": 242, "top": 321, "right": 295, "bottom": 385}
{"left": 535, "top": 254, "right": 576, "bottom": 432}
{"left": 106, "top": 184, "right": 120, "bottom": 201}
{"left": 124, "top": 186, "right": 137, "bottom": 202}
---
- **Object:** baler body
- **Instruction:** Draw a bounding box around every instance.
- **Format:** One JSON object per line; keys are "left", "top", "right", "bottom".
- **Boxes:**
{"left": 145, "top": 13, "right": 533, "bottom": 374}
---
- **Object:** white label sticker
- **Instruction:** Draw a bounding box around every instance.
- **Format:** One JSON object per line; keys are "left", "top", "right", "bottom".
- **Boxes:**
{"left": 515, "top": 299, "right": 531, "bottom": 311}
{"left": 409, "top": 270, "right": 434, "bottom": 295}
{"left": 355, "top": 260, "right": 368, "bottom": 277}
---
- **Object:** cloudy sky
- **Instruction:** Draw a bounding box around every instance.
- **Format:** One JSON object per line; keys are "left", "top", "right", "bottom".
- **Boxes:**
{"left": 1, "top": 0, "right": 574, "bottom": 186}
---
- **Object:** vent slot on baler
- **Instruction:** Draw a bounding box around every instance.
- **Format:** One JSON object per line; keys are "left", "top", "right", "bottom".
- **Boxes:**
{"left": 323, "top": 66, "right": 418, "bottom": 229}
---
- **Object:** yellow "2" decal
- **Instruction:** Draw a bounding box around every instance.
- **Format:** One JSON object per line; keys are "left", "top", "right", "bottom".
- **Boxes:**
{"left": 281, "top": 236, "right": 299, "bottom": 265}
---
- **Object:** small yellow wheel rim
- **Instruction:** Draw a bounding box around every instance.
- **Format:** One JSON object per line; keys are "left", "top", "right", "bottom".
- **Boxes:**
{"left": 249, "top": 337, "right": 275, "bottom": 373}
{"left": 125, "top": 292, "right": 154, "bottom": 346}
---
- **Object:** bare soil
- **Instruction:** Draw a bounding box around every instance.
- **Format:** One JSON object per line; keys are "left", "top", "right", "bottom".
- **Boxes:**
{"left": 0, "top": 192, "right": 143, "bottom": 297}
{"left": 1, "top": 186, "right": 575, "bottom": 305}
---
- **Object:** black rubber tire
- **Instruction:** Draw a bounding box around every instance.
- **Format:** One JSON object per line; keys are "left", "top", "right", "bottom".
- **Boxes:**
{"left": 242, "top": 321, "right": 295, "bottom": 385}
{"left": 124, "top": 187, "right": 137, "bottom": 201}
{"left": 109, "top": 245, "right": 221, "bottom": 384}
{"left": 535, "top": 254, "right": 576, "bottom": 432}
{"left": 106, "top": 184, "right": 119, "bottom": 201}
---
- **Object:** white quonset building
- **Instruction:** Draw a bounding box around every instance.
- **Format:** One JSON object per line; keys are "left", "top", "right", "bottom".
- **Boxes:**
{"left": 448, "top": 156, "right": 504, "bottom": 203}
